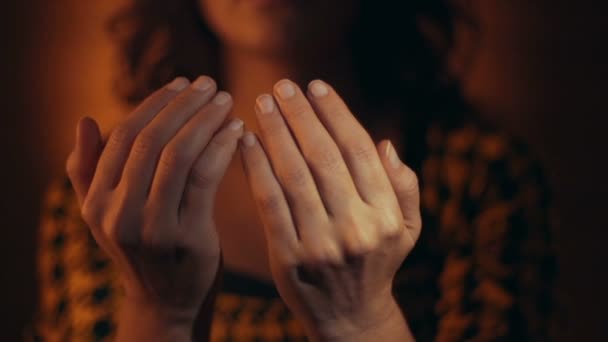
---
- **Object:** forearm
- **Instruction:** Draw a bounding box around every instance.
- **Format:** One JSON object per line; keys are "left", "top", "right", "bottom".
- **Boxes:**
{"left": 307, "top": 299, "right": 415, "bottom": 342}
{"left": 192, "top": 288, "right": 219, "bottom": 342}
{"left": 116, "top": 299, "right": 194, "bottom": 342}
{"left": 346, "top": 301, "right": 415, "bottom": 342}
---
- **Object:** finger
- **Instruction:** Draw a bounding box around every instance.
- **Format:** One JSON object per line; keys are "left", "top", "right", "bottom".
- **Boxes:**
{"left": 120, "top": 76, "right": 218, "bottom": 200}
{"left": 149, "top": 91, "right": 234, "bottom": 215}
{"left": 306, "top": 80, "right": 396, "bottom": 208}
{"left": 239, "top": 131, "right": 299, "bottom": 256}
{"left": 271, "top": 80, "right": 359, "bottom": 216}
{"left": 377, "top": 140, "right": 422, "bottom": 243}
{"left": 90, "top": 77, "right": 190, "bottom": 193}
{"left": 180, "top": 117, "right": 244, "bottom": 224}
{"left": 253, "top": 93, "right": 329, "bottom": 234}
{"left": 66, "top": 116, "right": 102, "bottom": 206}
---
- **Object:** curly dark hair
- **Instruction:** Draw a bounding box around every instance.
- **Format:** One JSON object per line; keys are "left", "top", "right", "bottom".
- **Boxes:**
{"left": 107, "top": 0, "right": 469, "bottom": 168}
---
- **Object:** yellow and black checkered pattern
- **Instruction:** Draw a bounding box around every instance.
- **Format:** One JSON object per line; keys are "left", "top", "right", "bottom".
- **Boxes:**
{"left": 30, "top": 118, "right": 558, "bottom": 341}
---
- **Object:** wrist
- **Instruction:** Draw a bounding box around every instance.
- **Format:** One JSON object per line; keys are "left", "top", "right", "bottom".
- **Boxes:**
{"left": 124, "top": 292, "right": 200, "bottom": 323}
{"left": 308, "top": 297, "right": 413, "bottom": 342}
{"left": 117, "top": 297, "right": 196, "bottom": 342}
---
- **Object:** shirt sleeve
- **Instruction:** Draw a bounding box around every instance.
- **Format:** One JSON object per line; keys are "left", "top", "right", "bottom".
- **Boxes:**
{"left": 30, "top": 178, "right": 121, "bottom": 341}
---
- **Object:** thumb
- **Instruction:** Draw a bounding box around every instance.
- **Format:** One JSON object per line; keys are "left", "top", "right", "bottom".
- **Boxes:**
{"left": 377, "top": 139, "right": 422, "bottom": 244}
{"left": 66, "top": 116, "right": 102, "bottom": 206}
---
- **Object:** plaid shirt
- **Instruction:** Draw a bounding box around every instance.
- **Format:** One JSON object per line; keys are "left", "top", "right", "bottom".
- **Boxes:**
{"left": 31, "top": 118, "right": 558, "bottom": 341}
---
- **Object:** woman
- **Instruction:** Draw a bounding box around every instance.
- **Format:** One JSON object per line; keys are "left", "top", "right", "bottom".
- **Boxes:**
{"left": 34, "top": 0, "right": 556, "bottom": 341}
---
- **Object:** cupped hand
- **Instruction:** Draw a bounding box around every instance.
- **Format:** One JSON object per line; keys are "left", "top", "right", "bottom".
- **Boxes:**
{"left": 239, "top": 79, "right": 421, "bottom": 341}
{"left": 65, "top": 76, "right": 244, "bottom": 333}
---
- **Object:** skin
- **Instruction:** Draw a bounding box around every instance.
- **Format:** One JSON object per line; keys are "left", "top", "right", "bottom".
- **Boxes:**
{"left": 240, "top": 79, "right": 421, "bottom": 341}
{"left": 67, "top": 76, "right": 245, "bottom": 341}
{"left": 67, "top": 0, "right": 482, "bottom": 340}
{"left": 68, "top": 76, "right": 420, "bottom": 341}
{"left": 202, "top": 0, "right": 385, "bottom": 283}
{"left": 200, "top": 0, "right": 358, "bottom": 59}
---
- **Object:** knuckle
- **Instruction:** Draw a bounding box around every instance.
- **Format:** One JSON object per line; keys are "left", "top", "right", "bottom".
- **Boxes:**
{"left": 108, "top": 124, "right": 136, "bottom": 150}
{"left": 132, "top": 130, "right": 160, "bottom": 159}
{"left": 188, "top": 166, "right": 217, "bottom": 190}
{"left": 257, "top": 194, "right": 282, "bottom": 213}
{"left": 161, "top": 145, "right": 190, "bottom": 170}
{"left": 102, "top": 191, "right": 139, "bottom": 245}
{"left": 281, "top": 167, "right": 309, "bottom": 187}
{"left": 65, "top": 153, "right": 78, "bottom": 176}
{"left": 307, "top": 147, "right": 343, "bottom": 172}
{"left": 172, "top": 91, "right": 195, "bottom": 106}
{"left": 348, "top": 141, "right": 377, "bottom": 163}
{"left": 304, "top": 243, "right": 342, "bottom": 266}
{"left": 165, "top": 92, "right": 190, "bottom": 110}
{"left": 207, "top": 134, "right": 231, "bottom": 152}
{"left": 343, "top": 225, "right": 377, "bottom": 256}
{"left": 288, "top": 105, "right": 310, "bottom": 118}
{"left": 80, "top": 199, "right": 96, "bottom": 225}
{"left": 277, "top": 260, "right": 298, "bottom": 275}
{"left": 157, "top": 147, "right": 188, "bottom": 177}
{"left": 140, "top": 223, "right": 175, "bottom": 251}
{"left": 399, "top": 167, "right": 420, "bottom": 193}
{"left": 263, "top": 120, "right": 288, "bottom": 138}
{"left": 245, "top": 148, "right": 266, "bottom": 169}
{"left": 377, "top": 212, "right": 404, "bottom": 239}
{"left": 81, "top": 197, "right": 103, "bottom": 228}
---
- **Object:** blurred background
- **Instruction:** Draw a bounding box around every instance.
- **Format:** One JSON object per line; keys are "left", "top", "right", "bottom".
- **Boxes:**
{"left": 2, "top": 0, "right": 607, "bottom": 340}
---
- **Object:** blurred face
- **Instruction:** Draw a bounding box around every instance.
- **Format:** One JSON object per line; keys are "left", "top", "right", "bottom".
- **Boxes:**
{"left": 447, "top": 0, "right": 573, "bottom": 127}
{"left": 199, "top": 0, "right": 359, "bottom": 57}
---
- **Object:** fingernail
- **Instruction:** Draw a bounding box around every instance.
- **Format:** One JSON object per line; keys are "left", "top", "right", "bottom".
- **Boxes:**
{"left": 256, "top": 94, "right": 274, "bottom": 114}
{"left": 228, "top": 118, "right": 244, "bottom": 131}
{"left": 309, "top": 80, "right": 329, "bottom": 97}
{"left": 386, "top": 141, "right": 401, "bottom": 169}
{"left": 276, "top": 80, "right": 296, "bottom": 99}
{"left": 242, "top": 132, "right": 256, "bottom": 147}
{"left": 167, "top": 77, "right": 189, "bottom": 91}
{"left": 213, "top": 92, "right": 232, "bottom": 105}
{"left": 192, "top": 76, "right": 213, "bottom": 92}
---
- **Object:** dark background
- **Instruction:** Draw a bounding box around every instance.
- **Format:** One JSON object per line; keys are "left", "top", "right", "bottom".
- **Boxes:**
{"left": 2, "top": 1, "right": 607, "bottom": 341}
